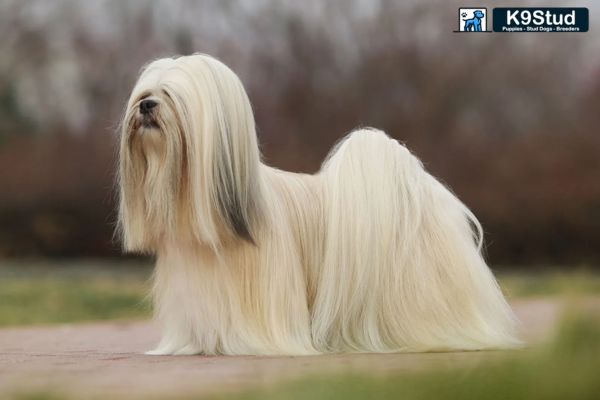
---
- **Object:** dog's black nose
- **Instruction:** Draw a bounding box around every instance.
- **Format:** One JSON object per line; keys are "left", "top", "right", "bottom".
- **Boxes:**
{"left": 140, "top": 99, "right": 158, "bottom": 114}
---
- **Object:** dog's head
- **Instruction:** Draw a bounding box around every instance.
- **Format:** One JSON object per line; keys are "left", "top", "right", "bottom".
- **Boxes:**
{"left": 118, "top": 54, "right": 262, "bottom": 252}
{"left": 473, "top": 10, "right": 484, "bottom": 19}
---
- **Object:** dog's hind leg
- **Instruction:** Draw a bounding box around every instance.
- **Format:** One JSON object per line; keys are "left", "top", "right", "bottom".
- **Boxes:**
{"left": 312, "top": 128, "right": 520, "bottom": 353}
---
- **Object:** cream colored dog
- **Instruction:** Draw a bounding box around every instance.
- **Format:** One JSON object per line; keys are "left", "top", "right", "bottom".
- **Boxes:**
{"left": 118, "top": 54, "right": 519, "bottom": 355}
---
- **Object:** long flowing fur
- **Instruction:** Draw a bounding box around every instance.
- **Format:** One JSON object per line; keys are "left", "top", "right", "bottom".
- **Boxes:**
{"left": 119, "top": 54, "right": 520, "bottom": 355}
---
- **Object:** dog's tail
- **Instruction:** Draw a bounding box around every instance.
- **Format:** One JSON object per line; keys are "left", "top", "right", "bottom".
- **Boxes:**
{"left": 311, "top": 128, "right": 520, "bottom": 352}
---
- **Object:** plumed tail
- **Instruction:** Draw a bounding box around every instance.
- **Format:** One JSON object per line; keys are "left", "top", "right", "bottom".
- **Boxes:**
{"left": 311, "top": 128, "right": 520, "bottom": 352}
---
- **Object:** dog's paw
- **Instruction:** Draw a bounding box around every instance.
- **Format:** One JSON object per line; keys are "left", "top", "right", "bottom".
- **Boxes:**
{"left": 145, "top": 347, "right": 174, "bottom": 356}
{"left": 173, "top": 343, "right": 203, "bottom": 356}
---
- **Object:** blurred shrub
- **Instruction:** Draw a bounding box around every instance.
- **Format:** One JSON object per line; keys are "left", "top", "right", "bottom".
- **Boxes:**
{"left": 0, "top": 0, "right": 599, "bottom": 264}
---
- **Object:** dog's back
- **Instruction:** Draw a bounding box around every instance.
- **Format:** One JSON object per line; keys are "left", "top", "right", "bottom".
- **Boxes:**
{"left": 309, "top": 129, "right": 520, "bottom": 352}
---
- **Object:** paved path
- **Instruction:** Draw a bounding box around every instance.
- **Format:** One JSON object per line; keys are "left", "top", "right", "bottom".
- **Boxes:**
{"left": 0, "top": 298, "right": 576, "bottom": 399}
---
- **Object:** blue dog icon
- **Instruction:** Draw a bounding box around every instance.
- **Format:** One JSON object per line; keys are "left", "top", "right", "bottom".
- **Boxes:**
{"left": 463, "top": 10, "right": 485, "bottom": 31}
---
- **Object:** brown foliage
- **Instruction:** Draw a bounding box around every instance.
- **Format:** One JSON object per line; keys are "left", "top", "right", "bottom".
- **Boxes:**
{"left": 0, "top": 1, "right": 599, "bottom": 264}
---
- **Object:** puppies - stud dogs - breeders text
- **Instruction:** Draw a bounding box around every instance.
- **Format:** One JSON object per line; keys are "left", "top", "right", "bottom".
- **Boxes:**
{"left": 118, "top": 54, "right": 520, "bottom": 356}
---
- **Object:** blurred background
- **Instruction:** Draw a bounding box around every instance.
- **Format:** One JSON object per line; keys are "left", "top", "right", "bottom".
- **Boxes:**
{"left": 2, "top": 3, "right": 600, "bottom": 399}
{"left": 0, "top": 0, "right": 600, "bottom": 400}
{"left": 0, "top": 0, "right": 599, "bottom": 266}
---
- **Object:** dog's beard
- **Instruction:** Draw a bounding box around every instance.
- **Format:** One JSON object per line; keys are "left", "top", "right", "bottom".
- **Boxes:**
{"left": 119, "top": 98, "right": 186, "bottom": 250}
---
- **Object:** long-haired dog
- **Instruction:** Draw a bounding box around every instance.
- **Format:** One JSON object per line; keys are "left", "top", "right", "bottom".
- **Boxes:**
{"left": 119, "top": 54, "right": 520, "bottom": 355}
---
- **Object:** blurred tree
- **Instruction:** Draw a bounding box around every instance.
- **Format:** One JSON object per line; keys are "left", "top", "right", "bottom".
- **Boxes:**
{"left": 0, "top": 0, "right": 598, "bottom": 264}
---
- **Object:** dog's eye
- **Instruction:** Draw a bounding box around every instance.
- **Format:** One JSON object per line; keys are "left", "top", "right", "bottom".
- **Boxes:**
{"left": 161, "top": 89, "right": 173, "bottom": 101}
{"left": 139, "top": 92, "right": 152, "bottom": 101}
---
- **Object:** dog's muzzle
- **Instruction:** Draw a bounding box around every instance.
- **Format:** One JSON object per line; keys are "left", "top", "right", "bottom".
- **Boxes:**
{"left": 135, "top": 100, "right": 160, "bottom": 129}
{"left": 140, "top": 99, "right": 158, "bottom": 115}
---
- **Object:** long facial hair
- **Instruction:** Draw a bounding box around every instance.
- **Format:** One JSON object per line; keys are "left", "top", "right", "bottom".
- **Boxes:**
{"left": 119, "top": 89, "right": 185, "bottom": 251}
{"left": 118, "top": 55, "right": 263, "bottom": 253}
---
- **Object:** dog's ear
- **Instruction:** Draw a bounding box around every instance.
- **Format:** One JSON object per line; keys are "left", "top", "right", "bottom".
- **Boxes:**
{"left": 181, "top": 54, "right": 264, "bottom": 246}
{"left": 212, "top": 126, "right": 262, "bottom": 244}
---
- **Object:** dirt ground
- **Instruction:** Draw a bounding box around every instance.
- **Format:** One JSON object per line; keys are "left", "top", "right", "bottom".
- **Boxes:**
{"left": 0, "top": 298, "right": 576, "bottom": 399}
